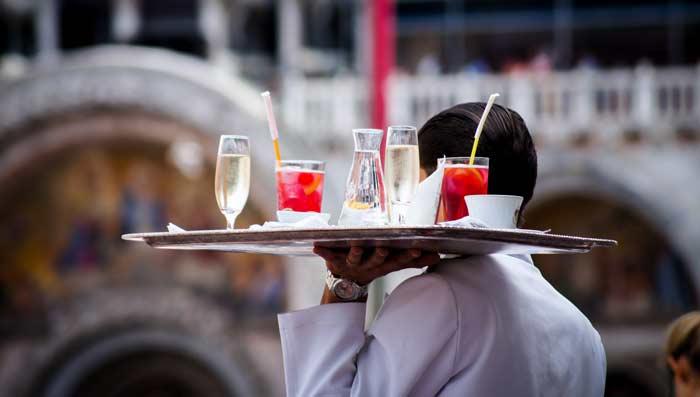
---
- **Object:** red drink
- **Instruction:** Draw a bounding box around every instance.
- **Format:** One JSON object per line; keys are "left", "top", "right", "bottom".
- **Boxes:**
{"left": 440, "top": 163, "right": 489, "bottom": 221}
{"left": 276, "top": 167, "right": 325, "bottom": 212}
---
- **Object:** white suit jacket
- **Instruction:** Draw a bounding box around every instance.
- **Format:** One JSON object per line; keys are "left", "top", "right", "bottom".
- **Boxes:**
{"left": 278, "top": 254, "right": 606, "bottom": 396}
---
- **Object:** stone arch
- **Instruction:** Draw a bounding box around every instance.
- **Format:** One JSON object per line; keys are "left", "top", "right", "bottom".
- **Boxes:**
{"left": 530, "top": 148, "right": 700, "bottom": 283}
{"left": 526, "top": 149, "right": 700, "bottom": 396}
{"left": 0, "top": 45, "right": 299, "bottom": 394}
{"left": 0, "top": 45, "right": 316, "bottom": 215}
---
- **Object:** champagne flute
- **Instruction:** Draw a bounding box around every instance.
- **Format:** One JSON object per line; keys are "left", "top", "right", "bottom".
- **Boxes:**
{"left": 384, "top": 126, "right": 419, "bottom": 225}
{"left": 215, "top": 135, "right": 250, "bottom": 229}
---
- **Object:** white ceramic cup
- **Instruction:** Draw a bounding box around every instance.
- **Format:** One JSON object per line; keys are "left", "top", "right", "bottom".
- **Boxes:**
{"left": 465, "top": 195, "right": 523, "bottom": 229}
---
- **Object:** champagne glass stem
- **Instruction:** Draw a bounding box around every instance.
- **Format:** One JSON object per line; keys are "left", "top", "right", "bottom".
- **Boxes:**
{"left": 224, "top": 212, "right": 239, "bottom": 229}
{"left": 390, "top": 202, "right": 409, "bottom": 225}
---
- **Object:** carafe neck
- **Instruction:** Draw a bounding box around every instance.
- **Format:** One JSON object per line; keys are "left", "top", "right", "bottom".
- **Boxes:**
{"left": 352, "top": 129, "right": 384, "bottom": 152}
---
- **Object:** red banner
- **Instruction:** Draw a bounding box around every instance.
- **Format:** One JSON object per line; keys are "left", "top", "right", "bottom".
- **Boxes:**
{"left": 371, "top": 0, "right": 395, "bottom": 164}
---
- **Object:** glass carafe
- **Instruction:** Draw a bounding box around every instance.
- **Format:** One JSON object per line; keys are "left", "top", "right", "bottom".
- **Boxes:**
{"left": 338, "top": 129, "right": 389, "bottom": 226}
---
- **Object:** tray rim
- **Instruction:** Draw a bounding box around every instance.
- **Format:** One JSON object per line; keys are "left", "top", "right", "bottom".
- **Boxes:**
{"left": 122, "top": 225, "right": 617, "bottom": 251}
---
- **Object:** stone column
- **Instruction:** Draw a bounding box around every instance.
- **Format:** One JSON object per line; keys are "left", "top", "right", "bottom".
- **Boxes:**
{"left": 277, "top": 0, "right": 302, "bottom": 76}
{"left": 35, "top": 0, "right": 59, "bottom": 65}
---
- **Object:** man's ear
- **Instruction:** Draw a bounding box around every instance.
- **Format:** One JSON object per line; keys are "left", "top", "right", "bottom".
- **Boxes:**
{"left": 419, "top": 168, "right": 428, "bottom": 182}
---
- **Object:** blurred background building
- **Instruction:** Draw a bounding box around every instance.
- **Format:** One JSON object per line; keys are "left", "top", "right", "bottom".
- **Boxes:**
{"left": 0, "top": 1, "right": 698, "bottom": 396}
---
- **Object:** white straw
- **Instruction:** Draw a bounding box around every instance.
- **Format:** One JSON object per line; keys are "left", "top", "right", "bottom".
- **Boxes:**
{"left": 261, "top": 91, "right": 279, "bottom": 140}
{"left": 473, "top": 93, "right": 500, "bottom": 140}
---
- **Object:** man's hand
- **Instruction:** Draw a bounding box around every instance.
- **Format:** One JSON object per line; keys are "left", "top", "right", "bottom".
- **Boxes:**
{"left": 313, "top": 246, "right": 441, "bottom": 287}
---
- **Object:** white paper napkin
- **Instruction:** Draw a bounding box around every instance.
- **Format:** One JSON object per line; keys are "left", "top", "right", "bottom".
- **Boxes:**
{"left": 165, "top": 213, "right": 331, "bottom": 233}
{"left": 249, "top": 213, "right": 331, "bottom": 230}
{"left": 405, "top": 164, "right": 444, "bottom": 226}
{"left": 167, "top": 223, "right": 187, "bottom": 232}
{"left": 438, "top": 216, "right": 550, "bottom": 233}
{"left": 438, "top": 216, "right": 490, "bottom": 228}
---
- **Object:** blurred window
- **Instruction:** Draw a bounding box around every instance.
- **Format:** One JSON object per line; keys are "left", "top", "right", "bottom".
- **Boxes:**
{"left": 136, "top": 0, "right": 204, "bottom": 56}
{"left": 237, "top": 5, "right": 275, "bottom": 54}
{"left": 59, "top": 0, "right": 111, "bottom": 49}
{"left": 0, "top": 9, "right": 36, "bottom": 55}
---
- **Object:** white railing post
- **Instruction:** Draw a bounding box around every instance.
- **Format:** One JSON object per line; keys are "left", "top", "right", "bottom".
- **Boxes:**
{"left": 333, "top": 77, "right": 347, "bottom": 135}
{"left": 454, "top": 74, "right": 479, "bottom": 104}
{"left": 280, "top": 77, "right": 296, "bottom": 133}
{"left": 509, "top": 74, "right": 537, "bottom": 135}
{"left": 571, "top": 68, "right": 595, "bottom": 136}
{"left": 388, "top": 74, "right": 411, "bottom": 125}
{"left": 633, "top": 64, "right": 656, "bottom": 140}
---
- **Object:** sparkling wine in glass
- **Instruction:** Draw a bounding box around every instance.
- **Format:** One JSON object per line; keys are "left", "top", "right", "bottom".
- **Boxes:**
{"left": 215, "top": 135, "right": 250, "bottom": 229}
{"left": 385, "top": 126, "right": 419, "bottom": 225}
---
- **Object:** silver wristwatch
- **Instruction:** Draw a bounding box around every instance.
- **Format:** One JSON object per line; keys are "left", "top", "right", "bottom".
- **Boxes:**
{"left": 325, "top": 270, "right": 368, "bottom": 301}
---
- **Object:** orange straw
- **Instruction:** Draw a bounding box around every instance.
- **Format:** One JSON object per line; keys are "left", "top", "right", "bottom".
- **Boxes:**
{"left": 261, "top": 91, "right": 282, "bottom": 166}
{"left": 469, "top": 93, "right": 500, "bottom": 165}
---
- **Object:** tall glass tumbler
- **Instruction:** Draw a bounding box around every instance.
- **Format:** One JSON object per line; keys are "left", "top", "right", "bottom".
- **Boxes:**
{"left": 439, "top": 156, "right": 489, "bottom": 222}
{"left": 276, "top": 160, "right": 325, "bottom": 212}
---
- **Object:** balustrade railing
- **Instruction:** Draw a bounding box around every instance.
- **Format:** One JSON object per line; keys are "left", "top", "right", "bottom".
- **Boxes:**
{"left": 280, "top": 65, "right": 700, "bottom": 144}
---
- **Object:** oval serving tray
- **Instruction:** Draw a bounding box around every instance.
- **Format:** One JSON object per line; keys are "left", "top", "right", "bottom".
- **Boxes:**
{"left": 122, "top": 226, "right": 617, "bottom": 257}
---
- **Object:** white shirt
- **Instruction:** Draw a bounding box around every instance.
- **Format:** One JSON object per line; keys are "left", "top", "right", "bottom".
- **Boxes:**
{"left": 278, "top": 254, "right": 606, "bottom": 396}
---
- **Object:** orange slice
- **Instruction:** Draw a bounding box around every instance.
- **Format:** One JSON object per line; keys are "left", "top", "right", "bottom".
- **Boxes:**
{"left": 466, "top": 168, "right": 484, "bottom": 183}
{"left": 303, "top": 174, "right": 322, "bottom": 195}
{"left": 347, "top": 200, "right": 373, "bottom": 210}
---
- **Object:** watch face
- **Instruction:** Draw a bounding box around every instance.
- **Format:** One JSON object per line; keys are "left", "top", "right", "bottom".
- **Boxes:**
{"left": 334, "top": 280, "right": 357, "bottom": 300}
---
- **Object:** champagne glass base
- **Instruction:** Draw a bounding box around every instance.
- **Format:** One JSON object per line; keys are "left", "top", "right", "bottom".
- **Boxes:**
{"left": 389, "top": 202, "right": 410, "bottom": 225}
{"left": 222, "top": 211, "right": 240, "bottom": 229}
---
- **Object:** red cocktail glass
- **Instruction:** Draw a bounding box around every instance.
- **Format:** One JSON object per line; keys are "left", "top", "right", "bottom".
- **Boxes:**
{"left": 276, "top": 160, "right": 325, "bottom": 212}
{"left": 439, "top": 157, "right": 489, "bottom": 221}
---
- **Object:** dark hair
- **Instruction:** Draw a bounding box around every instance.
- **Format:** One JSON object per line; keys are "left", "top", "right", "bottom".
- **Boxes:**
{"left": 418, "top": 102, "right": 538, "bottom": 211}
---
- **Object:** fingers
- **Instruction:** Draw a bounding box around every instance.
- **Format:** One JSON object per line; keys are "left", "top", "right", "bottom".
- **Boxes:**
{"left": 313, "top": 247, "right": 346, "bottom": 274}
{"left": 366, "top": 247, "right": 389, "bottom": 267}
{"left": 311, "top": 246, "right": 332, "bottom": 260}
{"left": 414, "top": 252, "right": 441, "bottom": 267}
{"left": 385, "top": 249, "right": 422, "bottom": 268}
{"left": 313, "top": 246, "right": 346, "bottom": 263}
{"left": 312, "top": 245, "right": 440, "bottom": 285}
{"left": 378, "top": 249, "right": 440, "bottom": 273}
{"left": 346, "top": 247, "right": 364, "bottom": 267}
{"left": 312, "top": 246, "right": 366, "bottom": 276}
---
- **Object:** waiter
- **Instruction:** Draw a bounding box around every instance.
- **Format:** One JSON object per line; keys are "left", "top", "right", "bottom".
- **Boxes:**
{"left": 278, "top": 103, "right": 606, "bottom": 396}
